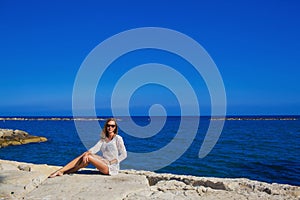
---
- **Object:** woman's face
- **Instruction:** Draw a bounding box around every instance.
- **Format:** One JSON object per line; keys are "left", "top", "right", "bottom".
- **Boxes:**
{"left": 106, "top": 120, "right": 116, "bottom": 134}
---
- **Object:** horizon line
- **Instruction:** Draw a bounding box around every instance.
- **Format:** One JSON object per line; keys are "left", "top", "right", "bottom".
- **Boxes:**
{"left": 0, "top": 114, "right": 299, "bottom": 118}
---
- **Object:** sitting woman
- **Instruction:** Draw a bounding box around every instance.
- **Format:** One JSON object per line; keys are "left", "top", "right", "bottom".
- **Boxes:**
{"left": 49, "top": 118, "right": 127, "bottom": 177}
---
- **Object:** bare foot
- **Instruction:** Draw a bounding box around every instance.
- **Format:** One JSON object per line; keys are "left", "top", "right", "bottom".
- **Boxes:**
{"left": 48, "top": 170, "right": 63, "bottom": 178}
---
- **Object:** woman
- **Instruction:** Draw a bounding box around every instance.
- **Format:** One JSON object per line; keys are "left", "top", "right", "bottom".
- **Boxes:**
{"left": 49, "top": 118, "right": 127, "bottom": 177}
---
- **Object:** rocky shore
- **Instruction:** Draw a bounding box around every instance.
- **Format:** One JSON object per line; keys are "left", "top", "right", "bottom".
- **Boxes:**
{"left": 0, "top": 159, "right": 299, "bottom": 200}
{"left": 0, "top": 129, "right": 47, "bottom": 148}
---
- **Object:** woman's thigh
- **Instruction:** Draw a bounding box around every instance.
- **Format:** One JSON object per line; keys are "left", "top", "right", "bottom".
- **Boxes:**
{"left": 88, "top": 154, "right": 109, "bottom": 175}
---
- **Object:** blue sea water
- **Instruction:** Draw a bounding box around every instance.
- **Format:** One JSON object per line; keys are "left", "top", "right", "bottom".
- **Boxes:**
{"left": 0, "top": 116, "right": 299, "bottom": 186}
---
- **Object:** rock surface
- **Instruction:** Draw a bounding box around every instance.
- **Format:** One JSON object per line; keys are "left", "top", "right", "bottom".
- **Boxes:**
{"left": 0, "top": 128, "right": 47, "bottom": 148}
{"left": 0, "top": 159, "right": 299, "bottom": 200}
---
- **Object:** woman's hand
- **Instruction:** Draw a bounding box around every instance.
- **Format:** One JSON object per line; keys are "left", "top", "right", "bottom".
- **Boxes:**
{"left": 83, "top": 151, "right": 91, "bottom": 164}
{"left": 109, "top": 159, "right": 118, "bottom": 165}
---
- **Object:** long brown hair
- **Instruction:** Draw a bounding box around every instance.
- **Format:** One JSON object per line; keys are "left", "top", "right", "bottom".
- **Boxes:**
{"left": 101, "top": 118, "right": 118, "bottom": 139}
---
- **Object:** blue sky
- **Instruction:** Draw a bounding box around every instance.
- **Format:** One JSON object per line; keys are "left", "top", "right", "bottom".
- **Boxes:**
{"left": 0, "top": 0, "right": 299, "bottom": 116}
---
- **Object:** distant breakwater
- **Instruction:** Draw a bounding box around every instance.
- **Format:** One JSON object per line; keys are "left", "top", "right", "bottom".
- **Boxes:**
{"left": 0, "top": 117, "right": 108, "bottom": 121}
{"left": 0, "top": 116, "right": 298, "bottom": 121}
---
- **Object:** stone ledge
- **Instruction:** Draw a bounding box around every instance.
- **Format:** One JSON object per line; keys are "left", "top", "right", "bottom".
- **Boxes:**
{"left": 122, "top": 169, "right": 300, "bottom": 199}
{"left": 0, "top": 159, "right": 299, "bottom": 200}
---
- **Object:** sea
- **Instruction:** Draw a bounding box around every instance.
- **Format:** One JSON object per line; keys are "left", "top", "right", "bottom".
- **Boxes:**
{"left": 0, "top": 116, "right": 299, "bottom": 186}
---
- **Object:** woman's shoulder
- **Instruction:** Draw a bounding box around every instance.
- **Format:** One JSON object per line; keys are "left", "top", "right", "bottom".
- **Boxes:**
{"left": 115, "top": 134, "right": 123, "bottom": 139}
{"left": 114, "top": 134, "right": 124, "bottom": 142}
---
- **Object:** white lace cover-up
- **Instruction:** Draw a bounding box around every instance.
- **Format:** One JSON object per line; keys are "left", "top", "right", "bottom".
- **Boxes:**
{"left": 89, "top": 135, "right": 127, "bottom": 175}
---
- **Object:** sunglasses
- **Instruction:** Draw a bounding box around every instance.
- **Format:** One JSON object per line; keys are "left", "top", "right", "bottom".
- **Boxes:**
{"left": 107, "top": 124, "right": 116, "bottom": 128}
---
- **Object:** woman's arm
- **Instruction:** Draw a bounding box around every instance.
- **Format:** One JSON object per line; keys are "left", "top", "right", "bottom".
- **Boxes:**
{"left": 116, "top": 136, "right": 127, "bottom": 163}
{"left": 88, "top": 140, "right": 103, "bottom": 154}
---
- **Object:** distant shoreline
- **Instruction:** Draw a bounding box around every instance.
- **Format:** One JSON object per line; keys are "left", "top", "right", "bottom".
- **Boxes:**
{"left": 0, "top": 115, "right": 299, "bottom": 121}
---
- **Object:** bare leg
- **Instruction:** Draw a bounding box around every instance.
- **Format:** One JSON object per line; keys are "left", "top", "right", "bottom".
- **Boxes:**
{"left": 49, "top": 152, "right": 109, "bottom": 178}
{"left": 49, "top": 152, "right": 89, "bottom": 178}
{"left": 88, "top": 154, "right": 109, "bottom": 175}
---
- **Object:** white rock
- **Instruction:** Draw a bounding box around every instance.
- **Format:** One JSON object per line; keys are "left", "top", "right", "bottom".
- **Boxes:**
{"left": 1, "top": 159, "right": 300, "bottom": 200}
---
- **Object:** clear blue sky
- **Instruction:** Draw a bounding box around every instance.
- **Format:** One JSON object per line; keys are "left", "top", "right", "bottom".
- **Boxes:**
{"left": 0, "top": 0, "right": 299, "bottom": 116}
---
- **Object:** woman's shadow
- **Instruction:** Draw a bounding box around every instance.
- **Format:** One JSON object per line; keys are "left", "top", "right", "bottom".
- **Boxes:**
{"left": 74, "top": 168, "right": 107, "bottom": 175}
